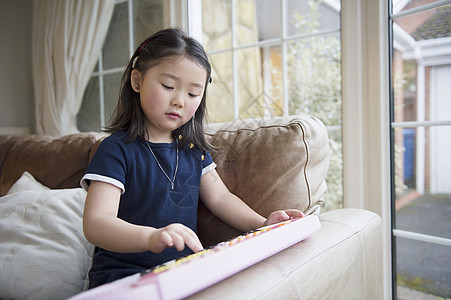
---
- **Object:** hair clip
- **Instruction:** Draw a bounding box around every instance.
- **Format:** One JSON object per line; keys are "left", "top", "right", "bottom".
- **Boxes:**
{"left": 132, "top": 56, "right": 138, "bottom": 69}
{"left": 132, "top": 40, "right": 150, "bottom": 69}
{"left": 139, "top": 40, "right": 149, "bottom": 53}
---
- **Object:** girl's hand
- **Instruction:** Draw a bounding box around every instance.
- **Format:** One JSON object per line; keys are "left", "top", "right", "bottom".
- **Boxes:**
{"left": 263, "top": 209, "right": 304, "bottom": 227}
{"left": 149, "top": 223, "right": 203, "bottom": 253}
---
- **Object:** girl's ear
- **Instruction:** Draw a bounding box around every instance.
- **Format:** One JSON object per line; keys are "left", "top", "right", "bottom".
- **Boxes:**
{"left": 130, "top": 70, "right": 142, "bottom": 93}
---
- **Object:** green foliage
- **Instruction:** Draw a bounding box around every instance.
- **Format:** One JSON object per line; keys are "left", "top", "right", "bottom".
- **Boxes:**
{"left": 288, "top": 0, "right": 343, "bottom": 211}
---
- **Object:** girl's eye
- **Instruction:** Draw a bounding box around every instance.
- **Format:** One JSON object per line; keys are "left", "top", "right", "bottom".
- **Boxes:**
{"left": 188, "top": 93, "right": 199, "bottom": 98}
{"left": 161, "top": 83, "right": 173, "bottom": 90}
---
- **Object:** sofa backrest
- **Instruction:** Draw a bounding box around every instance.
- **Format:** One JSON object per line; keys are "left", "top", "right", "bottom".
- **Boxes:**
{"left": 0, "top": 114, "right": 329, "bottom": 246}
{"left": 0, "top": 132, "right": 106, "bottom": 195}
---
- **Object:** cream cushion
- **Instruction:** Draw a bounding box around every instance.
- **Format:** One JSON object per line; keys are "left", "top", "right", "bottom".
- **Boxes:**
{"left": 0, "top": 172, "right": 93, "bottom": 300}
{"left": 6, "top": 171, "right": 49, "bottom": 194}
{"left": 199, "top": 115, "right": 330, "bottom": 246}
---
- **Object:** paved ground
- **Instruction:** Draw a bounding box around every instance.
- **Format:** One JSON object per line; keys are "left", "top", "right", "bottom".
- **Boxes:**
{"left": 395, "top": 194, "right": 451, "bottom": 298}
{"left": 398, "top": 286, "right": 445, "bottom": 300}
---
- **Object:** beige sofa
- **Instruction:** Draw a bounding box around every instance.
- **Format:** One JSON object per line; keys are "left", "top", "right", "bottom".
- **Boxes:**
{"left": 0, "top": 114, "right": 382, "bottom": 299}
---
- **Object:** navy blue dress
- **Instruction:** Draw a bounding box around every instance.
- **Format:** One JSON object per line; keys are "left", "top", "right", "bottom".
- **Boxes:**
{"left": 81, "top": 130, "right": 215, "bottom": 288}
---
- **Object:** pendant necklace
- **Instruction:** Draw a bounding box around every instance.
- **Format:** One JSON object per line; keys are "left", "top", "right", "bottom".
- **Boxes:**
{"left": 146, "top": 139, "right": 179, "bottom": 190}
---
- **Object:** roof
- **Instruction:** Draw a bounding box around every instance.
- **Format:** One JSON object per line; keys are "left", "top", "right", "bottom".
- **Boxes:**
{"left": 412, "top": 6, "right": 451, "bottom": 41}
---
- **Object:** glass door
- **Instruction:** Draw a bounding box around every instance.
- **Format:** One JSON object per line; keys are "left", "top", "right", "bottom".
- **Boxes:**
{"left": 389, "top": 0, "right": 451, "bottom": 298}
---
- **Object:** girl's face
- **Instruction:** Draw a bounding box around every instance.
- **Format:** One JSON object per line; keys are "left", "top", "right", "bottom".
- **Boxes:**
{"left": 131, "top": 56, "right": 207, "bottom": 143}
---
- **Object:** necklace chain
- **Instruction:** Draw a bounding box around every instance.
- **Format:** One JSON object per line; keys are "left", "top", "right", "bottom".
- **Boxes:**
{"left": 145, "top": 140, "right": 179, "bottom": 190}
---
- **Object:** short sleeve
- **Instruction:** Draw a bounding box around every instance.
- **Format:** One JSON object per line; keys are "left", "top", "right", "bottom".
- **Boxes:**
{"left": 80, "top": 135, "right": 127, "bottom": 193}
{"left": 201, "top": 151, "right": 216, "bottom": 175}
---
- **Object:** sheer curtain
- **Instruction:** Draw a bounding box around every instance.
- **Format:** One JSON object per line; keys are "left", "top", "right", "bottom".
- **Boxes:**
{"left": 32, "top": 0, "right": 114, "bottom": 136}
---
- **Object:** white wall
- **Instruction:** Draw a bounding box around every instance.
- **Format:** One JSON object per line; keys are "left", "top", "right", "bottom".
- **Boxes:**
{"left": 0, "top": 0, "right": 34, "bottom": 134}
{"left": 430, "top": 65, "right": 451, "bottom": 194}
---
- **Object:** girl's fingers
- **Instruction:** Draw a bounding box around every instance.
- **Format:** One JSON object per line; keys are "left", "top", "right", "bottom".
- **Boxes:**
{"left": 185, "top": 231, "right": 203, "bottom": 252}
{"left": 177, "top": 227, "right": 203, "bottom": 252}
{"left": 160, "top": 231, "right": 174, "bottom": 248}
{"left": 266, "top": 211, "right": 289, "bottom": 225}
{"left": 171, "top": 232, "right": 185, "bottom": 252}
{"left": 266, "top": 209, "right": 304, "bottom": 226}
{"left": 285, "top": 209, "right": 304, "bottom": 218}
{"left": 161, "top": 224, "right": 203, "bottom": 253}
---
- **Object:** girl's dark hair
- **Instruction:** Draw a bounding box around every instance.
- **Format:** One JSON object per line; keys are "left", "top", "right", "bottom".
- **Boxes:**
{"left": 105, "top": 28, "right": 214, "bottom": 151}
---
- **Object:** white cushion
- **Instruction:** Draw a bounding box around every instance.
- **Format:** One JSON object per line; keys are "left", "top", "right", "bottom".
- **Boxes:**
{"left": 6, "top": 171, "right": 49, "bottom": 194}
{"left": 0, "top": 172, "right": 93, "bottom": 300}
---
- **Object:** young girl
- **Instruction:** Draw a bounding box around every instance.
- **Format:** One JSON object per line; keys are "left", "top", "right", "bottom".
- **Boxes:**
{"left": 81, "top": 28, "right": 303, "bottom": 288}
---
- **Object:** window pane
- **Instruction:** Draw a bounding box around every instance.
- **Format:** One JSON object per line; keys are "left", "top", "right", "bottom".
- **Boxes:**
{"left": 256, "top": 0, "right": 281, "bottom": 41}
{"left": 287, "top": 33, "right": 341, "bottom": 126}
{"left": 429, "top": 126, "right": 451, "bottom": 194}
{"left": 206, "top": 52, "right": 234, "bottom": 123}
{"left": 429, "top": 65, "right": 451, "bottom": 122}
{"left": 396, "top": 237, "right": 451, "bottom": 297}
{"left": 392, "top": 57, "right": 417, "bottom": 123}
{"left": 393, "top": 128, "right": 416, "bottom": 195}
{"left": 236, "top": 46, "right": 284, "bottom": 119}
{"left": 393, "top": 125, "right": 451, "bottom": 297}
{"left": 77, "top": 77, "right": 100, "bottom": 132}
{"left": 285, "top": 0, "right": 340, "bottom": 37}
{"left": 394, "top": 126, "right": 451, "bottom": 204}
{"left": 393, "top": 4, "right": 451, "bottom": 123}
{"left": 324, "top": 129, "right": 343, "bottom": 212}
{"left": 134, "top": 0, "right": 163, "bottom": 45}
{"left": 235, "top": 0, "right": 258, "bottom": 46}
{"left": 103, "top": 2, "right": 130, "bottom": 69}
{"left": 202, "top": 0, "right": 232, "bottom": 51}
{"left": 395, "top": 165, "right": 451, "bottom": 240}
{"left": 236, "top": 47, "right": 263, "bottom": 119}
{"left": 261, "top": 45, "right": 283, "bottom": 117}
{"left": 391, "top": 3, "right": 451, "bottom": 298}
{"left": 104, "top": 72, "right": 122, "bottom": 126}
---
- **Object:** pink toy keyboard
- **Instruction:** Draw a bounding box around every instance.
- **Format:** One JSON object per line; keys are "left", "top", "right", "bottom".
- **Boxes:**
{"left": 69, "top": 215, "right": 321, "bottom": 300}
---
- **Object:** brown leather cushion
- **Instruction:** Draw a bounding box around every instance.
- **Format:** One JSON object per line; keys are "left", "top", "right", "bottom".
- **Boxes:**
{"left": 198, "top": 115, "right": 329, "bottom": 246}
{"left": 0, "top": 133, "right": 105, "bottom": 195}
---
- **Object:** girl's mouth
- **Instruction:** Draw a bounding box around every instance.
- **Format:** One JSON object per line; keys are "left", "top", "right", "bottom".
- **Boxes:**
{"left": 166, "top": 112, "right": 181, "bottom": 119}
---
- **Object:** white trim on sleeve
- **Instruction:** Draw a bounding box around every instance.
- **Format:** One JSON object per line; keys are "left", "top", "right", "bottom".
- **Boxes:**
{"left": 202, "top": 162, "right": 217, "bottom": 175}
{"left": 80, "top": 174, "right": 125, "bottom": 194}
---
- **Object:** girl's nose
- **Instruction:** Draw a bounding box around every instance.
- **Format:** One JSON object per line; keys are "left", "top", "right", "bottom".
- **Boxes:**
{"left": 171, "top": 93, "right": 184, "bottom": 108}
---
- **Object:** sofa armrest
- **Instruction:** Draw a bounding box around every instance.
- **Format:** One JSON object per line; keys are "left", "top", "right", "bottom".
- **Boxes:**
{"left": 188, "top": 208, "right": 383, "bottom": 300}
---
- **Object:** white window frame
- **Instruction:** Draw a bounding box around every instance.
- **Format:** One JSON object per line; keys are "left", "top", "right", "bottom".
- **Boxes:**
{"left": 189, "top": 0, "right": 395, "bottom": 295}
{"left": 389, "top": 0, "right": 451, "bottom": 298}
{"left": 189, "top": 0, "right": 394, "bottom": 292}
{"left": 341, "top": 0, "right": 392, "bottom": 297}
{"left": 187, "top": 0, "right": 341, "bottom": 122}
{"left": 345, "top": 0, "right": 451, "bottom": 298}
{"left": 187, "top": 1, "right": 344, "bottom": 215}
{"left": 89, "top": 0, "right": 186, "bottom": 129}
{"left": 90, "top": 0, "right": 134, "bottom": 129}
